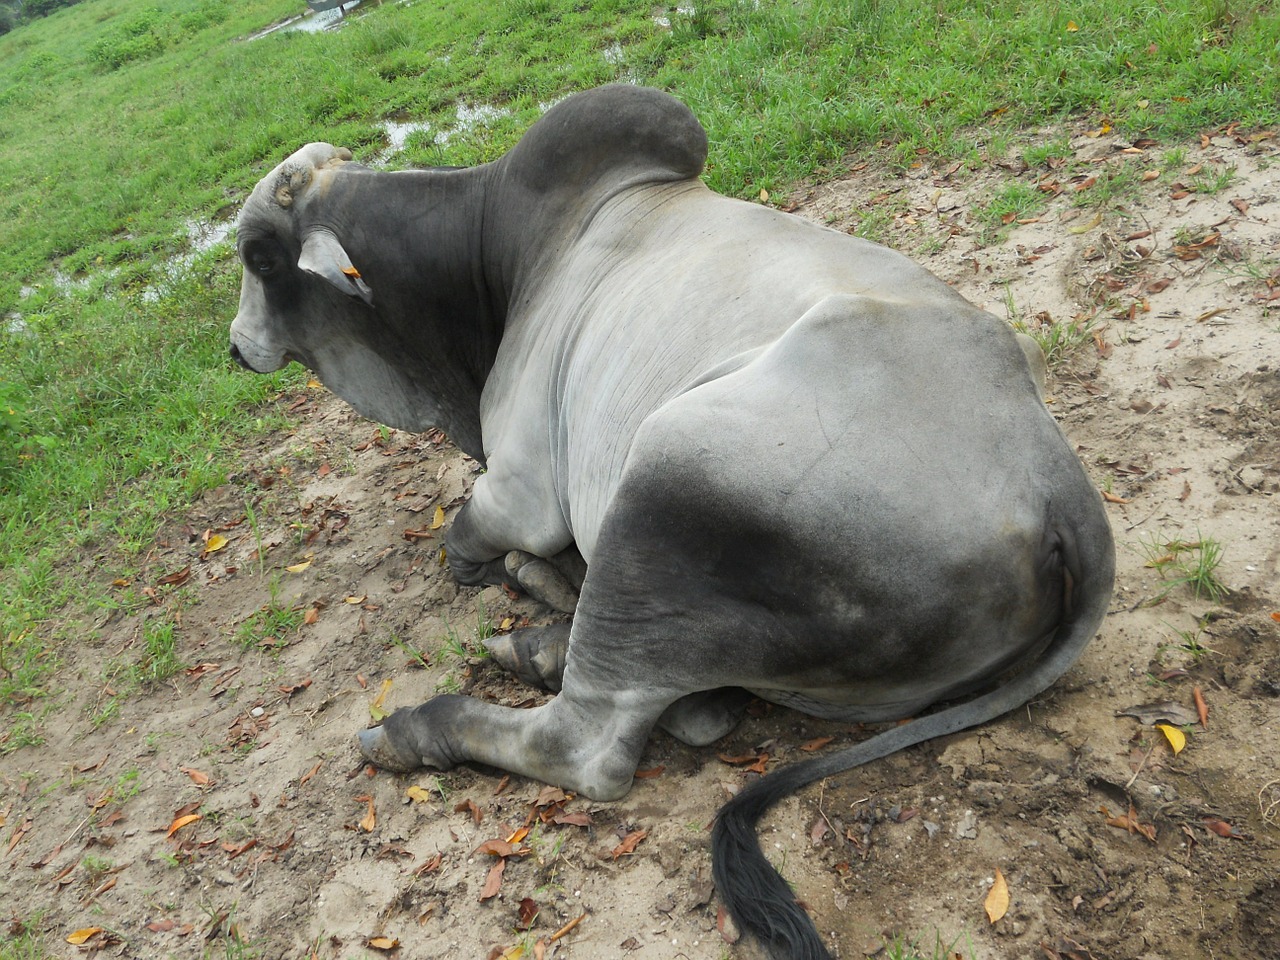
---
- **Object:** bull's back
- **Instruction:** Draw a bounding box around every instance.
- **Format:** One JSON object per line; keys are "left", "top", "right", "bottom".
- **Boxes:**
{"left": 548, "top": 186, "right": 969, "bottom": 558}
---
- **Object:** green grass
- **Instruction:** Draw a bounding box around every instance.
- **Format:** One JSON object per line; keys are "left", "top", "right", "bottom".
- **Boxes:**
{"left": 0, "top": 0, "right": 1276, "bottom": 734}
{"left": 1139, "top": 531, "right": 1230, "bottom": 603}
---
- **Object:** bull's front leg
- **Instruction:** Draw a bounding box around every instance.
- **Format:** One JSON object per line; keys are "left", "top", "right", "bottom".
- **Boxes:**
{"left": 445, "top": 497, "right": 584, "bottom": 614}
{"left": 356, "top": 676, "right": 668, "bottom": 801}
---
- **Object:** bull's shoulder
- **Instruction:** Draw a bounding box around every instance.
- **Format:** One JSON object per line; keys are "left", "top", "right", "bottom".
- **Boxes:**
{"left": 501, "top": 86, "right": 707, "bottom": 193}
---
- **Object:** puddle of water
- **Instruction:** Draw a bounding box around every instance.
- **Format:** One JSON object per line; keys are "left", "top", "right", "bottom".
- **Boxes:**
{"left": 654, "top": 4, "right": 697, "bottom": 27}
{"left": 374, "top": 103, "right": 513, "bottom": 163}
{"left": 142, "top": 218, "right": 237, "bottom": 303}
{"left": 245, "top": 0, "right": 363, "bottom": 41}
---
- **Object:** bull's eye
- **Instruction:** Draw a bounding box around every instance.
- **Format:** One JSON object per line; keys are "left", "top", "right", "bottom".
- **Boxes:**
{"left": 249, "top": 250, "right": 278, "bottom": 277}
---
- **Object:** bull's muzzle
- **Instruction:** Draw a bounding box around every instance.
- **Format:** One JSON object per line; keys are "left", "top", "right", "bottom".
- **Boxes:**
{"left": 228, "top": 341, "right": 254, "bottom": 371}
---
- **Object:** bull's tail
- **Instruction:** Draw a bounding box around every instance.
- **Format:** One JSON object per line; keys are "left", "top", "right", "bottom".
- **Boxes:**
{"left": 711, "top": 528, "right": 1113, "bottom": 960}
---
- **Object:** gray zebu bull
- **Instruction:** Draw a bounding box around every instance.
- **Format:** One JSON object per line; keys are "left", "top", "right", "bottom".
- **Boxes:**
{"left": 229, "top": 85, "right": 1114, "bottom": 959}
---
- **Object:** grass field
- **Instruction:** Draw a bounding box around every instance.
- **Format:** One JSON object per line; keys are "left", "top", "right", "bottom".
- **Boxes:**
{"left": 1, "top": 0, "right": 1278, "bottom": 729}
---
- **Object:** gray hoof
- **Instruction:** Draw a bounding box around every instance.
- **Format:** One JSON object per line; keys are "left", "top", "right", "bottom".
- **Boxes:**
{"left": 357, "top": 725, "right": 421, "bottom": 773}
{"left": 504, "top": 551, "right": 580, "bottom": 613}
{"left": 484, "top": 624, "right": 569, "bottom": 692}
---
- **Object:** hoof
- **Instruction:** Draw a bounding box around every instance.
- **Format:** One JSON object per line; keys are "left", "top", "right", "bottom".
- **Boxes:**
{"left": 357, "top": 725, "right": 421, "bottom": 773}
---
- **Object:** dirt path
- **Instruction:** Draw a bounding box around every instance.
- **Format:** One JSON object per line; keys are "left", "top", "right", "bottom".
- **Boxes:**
{"left": 3, "top": 124, "right": 1278, "bottom": 960}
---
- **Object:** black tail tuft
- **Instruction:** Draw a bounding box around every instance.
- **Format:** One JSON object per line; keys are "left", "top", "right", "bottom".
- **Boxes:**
{"left": 711, "top": 764, "right": 834, "bottom": 960}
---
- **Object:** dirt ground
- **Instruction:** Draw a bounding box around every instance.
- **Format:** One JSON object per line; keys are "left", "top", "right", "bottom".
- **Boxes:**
{"left": 2, "top": 122, "right": 1278, "bottom": 960}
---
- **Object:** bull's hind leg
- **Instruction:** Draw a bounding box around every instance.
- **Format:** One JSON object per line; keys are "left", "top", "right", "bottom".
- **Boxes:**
{"left": 487, "top": 624, "right": 746, "bottom": 743}
{"left": 658, "top": 688, "right": 751, "bottom": 746}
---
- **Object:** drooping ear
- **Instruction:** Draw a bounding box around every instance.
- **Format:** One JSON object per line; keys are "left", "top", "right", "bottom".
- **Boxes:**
{"left": 298, "top": 227, "right": 374, "bottom": 306}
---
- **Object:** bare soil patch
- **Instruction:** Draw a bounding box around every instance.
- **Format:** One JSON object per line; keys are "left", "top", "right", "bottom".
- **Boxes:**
{"left": 3, "top": 124, "right": 1278, "bottom": 960}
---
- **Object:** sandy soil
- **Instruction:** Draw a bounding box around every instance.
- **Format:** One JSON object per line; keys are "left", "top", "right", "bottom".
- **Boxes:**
{"left": 2, "top": 122, "right": 1278, "bottom": 960}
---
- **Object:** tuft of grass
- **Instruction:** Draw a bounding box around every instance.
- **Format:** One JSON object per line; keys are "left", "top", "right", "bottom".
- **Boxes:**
{"left": 1010, "top": 309, "right": 1101, "bottom": 369}
{"left": 1139, "top": 531, "right": 1230, "bottom": 603}
{"left": 0, "top": 922, "right": 50, "bottom": 960}
{"left": 976, "top": 181, "right": 1046, "bottom": 240}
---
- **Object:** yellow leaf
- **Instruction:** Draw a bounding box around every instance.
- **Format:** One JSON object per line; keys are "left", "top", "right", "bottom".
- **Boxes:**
{"left": 1067, "top": 211, "right": 1103, "bottom": 235}
{"left": 204, "top": 534, "right": 229, "bottom": 554}
{"left": 66, "top": 928, "right": 103, "bottom": 945}
{"left": 1157, "top": 723, "right": 1186, "bottom": 755}
{"left": 166, "top": 813, "right": 202, "bottom": 837}
{"left": 344, "top": 595, "right": 367, "bottom": 604}
{"left": 500, "top": 617, "right": 514, "bottom": 631}
{"left": 431, "top": 504, "right": 446, "bottom": 530}
{"left": 1066, "top": 20, "right": 1079, "bottom": 31}
{"left": 370, "top": 677, "right": 393, "bottom": 721}
{"left": 306, "top": 378, "right": 323, "bottom": 389}
{"left": 758, "top": 188, "right": 770, "bottom": 202}
{"left": 984, "top": 868, "right": 1010, "bottom": 923}
{"left": 406, "top": 785, "right": 433, "bottom": 804}
{"left": 359, "top": 795, "right": 377, "bottom": 832}
{"left": 286, "top": 558, "right": 312, "bottom": 573}
{"left": 367, "top": 936, "right": 399, "bottom": 950}
{"left": 499, "top": 945, "right": 525, "bottom": 960}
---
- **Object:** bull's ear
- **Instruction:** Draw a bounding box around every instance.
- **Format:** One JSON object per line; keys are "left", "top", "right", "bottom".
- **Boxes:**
{"left": 298, "top": 227, "right": 374, "bottom": 306}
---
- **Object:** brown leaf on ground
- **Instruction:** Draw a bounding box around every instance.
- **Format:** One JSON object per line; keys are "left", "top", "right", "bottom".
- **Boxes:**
{"left": 1193, "top": 686, "right": 1209, "bottom": 727}
{"left": 479, "top": 858, "right": 506, "bottom": 901}
{"left": 454, "top": 798, "right": 483, "bottom": 825}
{"left": 1104, "top": 804, "right": 1157, "bottom": 843}
{"left": 985, "top": 868, "right": 1010, "bottom": 923}
{"left": 799, "top": 736, "right": 835, "bottom": 752}
{"left": 474, "top": 838, "right": 531, "bottom": 858}
{"left": 355, "top": 794, "right": 376, "bottom": 832}
{"left": 611, "top": 829, "right": 648, "bottom": 859}
{"left": 516, "top": 897, "right": 539, "bottom": 931}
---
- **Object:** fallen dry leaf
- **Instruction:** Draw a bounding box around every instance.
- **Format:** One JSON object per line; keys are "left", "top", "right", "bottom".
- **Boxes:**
{"left": 479, "top": 858, "right": 506, "bottom": 901}
{"left": 985, "top": 868, "right": 1010, "bottom": 923}
{"left": 1156, "top": 723, "right": 1186, "bottom": 755}
{"left": 517, "top": 897, "right": 540, "bottom": 931}
{"left": 431, "top": 504, "right": 446, "bottom": 530}
{"left": 180, "top": 767, "right": 211, "bottom": 787}
{"left": 166, "top": 813, "right": 202, "bottom": 838}
{"left": 633, "top": 766, "right": 665, "bottom": 779}
{"left": 611, "top": 828, "right": 648, "bottom": 859}
{"left": 366, "top": 936, "right": 399, "bottom": 950}
{"left": 406, "top": 785, "right": 433, "bottom": 804}
{"left": 356, "top": 794, "right": 377, "bottom": 832}
{"left": 66, "top": 927, "right": 103, "bottom": 945}
{"left": 454, "top": 798, "right": 484, "bottom": 825}
{"left": 474, "top": 838, "right": 531, "bottom": 858}
{"left": 550, "top": 913, "right": 586, "bottom": 941}
{"left": 800, "top": 736, "right": 835, "bottom": 752}
{"left": 1104, "top": 804, "right": 1157, "bottom": 843}
{"left": 1193, "top": 686, "right": 1209, "bottom": 727}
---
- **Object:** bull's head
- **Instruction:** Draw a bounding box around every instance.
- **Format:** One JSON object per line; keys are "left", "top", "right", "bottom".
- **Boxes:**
{"left": 229, "top": 143, "right": 372, "bottom": 374}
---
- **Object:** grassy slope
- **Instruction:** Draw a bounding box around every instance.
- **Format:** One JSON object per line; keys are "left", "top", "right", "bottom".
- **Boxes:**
{"left": 0, "top": 0, "right": 1277, "bottom": 709}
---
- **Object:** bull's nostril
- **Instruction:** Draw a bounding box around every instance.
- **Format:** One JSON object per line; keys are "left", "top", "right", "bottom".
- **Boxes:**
{"left": 229, "top": 342, "right": 247, "bottom": 369}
